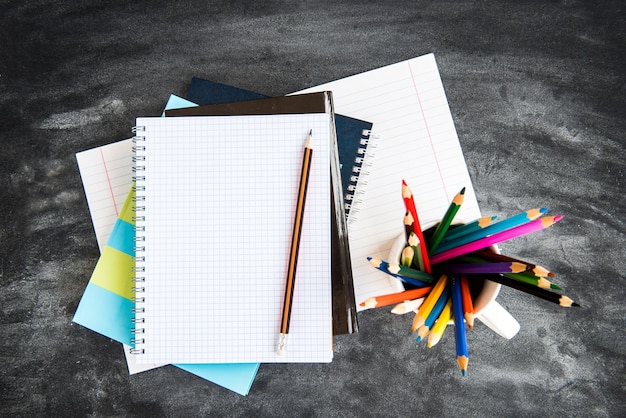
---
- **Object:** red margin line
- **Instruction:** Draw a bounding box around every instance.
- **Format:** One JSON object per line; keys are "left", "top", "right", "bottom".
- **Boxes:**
{"left": 407, "top": 61, "right": 450, "bottom": 202}
{"left": 100, "top": 148, "right": 119, "bottom": 216}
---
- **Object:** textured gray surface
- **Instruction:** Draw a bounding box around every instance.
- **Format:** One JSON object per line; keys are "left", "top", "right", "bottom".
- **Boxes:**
{"left": 1, "top": 1, "right": 624, "bottom": 416}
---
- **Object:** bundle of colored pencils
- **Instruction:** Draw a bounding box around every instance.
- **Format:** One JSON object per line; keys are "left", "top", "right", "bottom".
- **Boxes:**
{"left": 361, "top": 180, "right": 578, "bottom": 376}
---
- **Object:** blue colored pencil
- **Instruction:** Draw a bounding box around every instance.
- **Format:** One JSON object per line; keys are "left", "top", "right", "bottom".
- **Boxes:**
{"left": 367, "top": 257, "right": 432, "bottom": 288}
{"left": 415, "top": 286, "right": 450, "bottom": 343}
{"left": 433, "top": 208, "right": 548, "bottom": 255}
{"left": 451, "top": 275, "right": 469, "bottom": 376}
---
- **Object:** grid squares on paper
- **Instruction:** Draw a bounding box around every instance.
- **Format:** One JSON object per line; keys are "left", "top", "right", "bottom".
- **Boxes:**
{"left": 135, "top": 113, "right": 333, "bottom": 364}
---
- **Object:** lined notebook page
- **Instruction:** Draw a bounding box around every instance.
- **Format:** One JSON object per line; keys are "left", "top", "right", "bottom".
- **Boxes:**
{"left": 136, "top": 114, "right": 333, "bottom": 364}
{"left": 296, "top": 53, "right": 481, "bottom": 308}
{"left": 76, "top": 139, "right": 134, "bottom": 250}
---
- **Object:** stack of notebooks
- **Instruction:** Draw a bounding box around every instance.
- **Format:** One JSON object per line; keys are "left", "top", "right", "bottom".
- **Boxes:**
{"left": 73, "top": 53, "right": 484, "bottom": 395}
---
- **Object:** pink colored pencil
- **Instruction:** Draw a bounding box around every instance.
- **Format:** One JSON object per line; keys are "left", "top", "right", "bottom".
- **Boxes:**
{"left": 430, "top": 216, "right": 563, "bottom": 265}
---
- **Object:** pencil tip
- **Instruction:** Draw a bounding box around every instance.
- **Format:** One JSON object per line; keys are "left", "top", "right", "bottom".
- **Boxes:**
{"left": 309, "top": 129, "right": 312, "bottom": 135}
{"left": 572, "top": 302, "right": 581, "bottom": 307}
{"left": 461, "top": 369, "right": 467, "bottom": 377}
{"left": 460, "top": 187, "right": 466, "bottom": 194}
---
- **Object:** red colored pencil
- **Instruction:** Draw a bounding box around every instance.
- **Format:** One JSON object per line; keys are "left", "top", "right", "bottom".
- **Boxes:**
{"left": 459, "top": 275, "right": 474, "bottom": 328}
{"left": 402, "top": 180, "right": 431, "bottom": 273}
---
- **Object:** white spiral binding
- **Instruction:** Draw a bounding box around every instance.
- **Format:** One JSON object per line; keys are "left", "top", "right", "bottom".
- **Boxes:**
{"left": 130, "top": 125, "right": 146, "bottom": 355}
{"left": 346, "top": 129, "right": 378, "bottom": 227}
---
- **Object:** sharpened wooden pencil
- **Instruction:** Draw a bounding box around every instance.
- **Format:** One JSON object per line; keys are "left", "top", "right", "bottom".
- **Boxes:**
{"left": 408, "top": 231, "right": 424, "bottom": 271}
{"left": 451, "top": 275, "right": 469, "bottom": 376}
{"left": 360, "top": 286, "right": 433, "bottom": 309}
{"left": 416, "top": 286, "right": 450, "bottom": 342}
{"left": 441, "top": 215, "right": 498, "bottom": 242}
{"left": 428, "top": 187, "right": 465, "bottom": 255}
{"left": 368, "top": 257, "right": 431, "bottom": 288}
{"left": 430, "top": 216, "right": 563, "bottom": 265}
{"left": 434, "top": 208, "right": 548, "bottom": 254}
{"left": 472, "top": 249, "right": 556, "bottom": 278}
{"left": 458, "top": 254, "right": 560, "bottom": 289}
{"left": 438, "top": 261, "right": 530, "bottom": 274}
{"left": 459, "top": 275, "right": 474, "bottom": 328}
{"left": 427, "top": 297, "right": 453, "bottom": 348}
{"left": 402, "top": 180, "right": 431, "bottom": 273}
{"left": 482, "top": 274, "right": 579, "bottom": 307}
{"left": 277, "top": 130, "right": 313, "bottom": 356}
{"left": 412, "top": 274, "right": 448, "bottom": 331}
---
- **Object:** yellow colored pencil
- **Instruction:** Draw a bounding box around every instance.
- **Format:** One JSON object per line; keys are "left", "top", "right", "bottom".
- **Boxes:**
{"left": 412, "top": 274, "right": 448, "bottom": 331}
{"left": 427, "top": 297, "right": 453, "bottom": 348}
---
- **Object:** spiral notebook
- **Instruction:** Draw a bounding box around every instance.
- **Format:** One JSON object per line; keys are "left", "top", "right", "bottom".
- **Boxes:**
{"left": 169, "top": 85, "right": 373, "bottom": 335}
{"left": 74, "top": 95, "right": 260, "bottom": 395}
{"left": 185, "top": 77, "right": 374, "bottom": 220}
{"left": 133, "top": 94, "right": 335, "bottom": 364}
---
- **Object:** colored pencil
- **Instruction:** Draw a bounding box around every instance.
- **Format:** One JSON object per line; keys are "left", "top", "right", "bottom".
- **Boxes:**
{"left": 458, "top": 254, "right": 560, "bottom": 289}
{"left": 451, "top": 276, "right": 469, "bottom": 376}
{"left": 433, "top": 208, "right": 548, "bottom": 254}
{"left": 441, "top": 215, "right": 498, "bottom": 242}
{"left": 459, "top": 275, "right": 474, "bottom": 328}
{"left": 472, "top": 249, "right": 555, "bottom": 278}
{"left": 428, "top": 187, "right": 465, "bottom": 255}
{"left": 438, "top": 261, "right": 530, "bottom": 275}
{"left": 388, "top": 262, "right": 436, "bottom": 283}
{"left": 482, "top": 274, "right": 579, "bottom": 307}
{"left": 429, "top": 216, "right": 563, "bottom": 265}
{"left": 504, "top": 272, "right": 560, "bottom": 290}
{"left": 391, "top": 298, "right": 424, "bottom": 315}
{"left": 427, "top": 297, "right": 453, "bottom": 348}
{"left": 402, "top": 180, "right": 431, "bottom": 273}
{"left": 360, "top": 286, "right": 433, "bottom": 309}
{"left": 368, "top": 257, "right": 431, "bottom": 288}
{"left": 403, "top": 211, "right": 415, "bottom": 241}
{"left": 412, "top": 274, "right": 448, "bottom": 331}
{"left": 401, "top": 246, "right": 414, "bottom": 268}
{"left": 408, "top": 231, "right": 424, "bottom": 271}
{"left": 277, "top": 130, "right": 313, "bottom": 356}
{"left": 416, "top": 286, "right": 450, "bottom": 342}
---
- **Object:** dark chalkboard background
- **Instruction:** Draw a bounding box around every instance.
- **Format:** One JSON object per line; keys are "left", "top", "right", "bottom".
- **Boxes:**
{"left": 1, "top": 1, "right": 624, "bottom": 416}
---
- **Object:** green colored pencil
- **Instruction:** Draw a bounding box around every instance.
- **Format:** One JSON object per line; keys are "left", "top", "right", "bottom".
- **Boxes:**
{"left": 428, "top": 187, "right": 465, "bottom": 255}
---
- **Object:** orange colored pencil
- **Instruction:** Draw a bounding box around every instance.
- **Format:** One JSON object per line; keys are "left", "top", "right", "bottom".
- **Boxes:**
{"left": 359, "top": 286, "right": 433, "bottom": 309}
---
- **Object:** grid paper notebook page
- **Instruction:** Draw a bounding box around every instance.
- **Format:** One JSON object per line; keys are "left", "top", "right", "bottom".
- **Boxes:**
{"left": 296, "top": 53, "right": 481, "bottom": 309}
{"left": 135, "top": 114, "right": 333, "bottom": 364}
